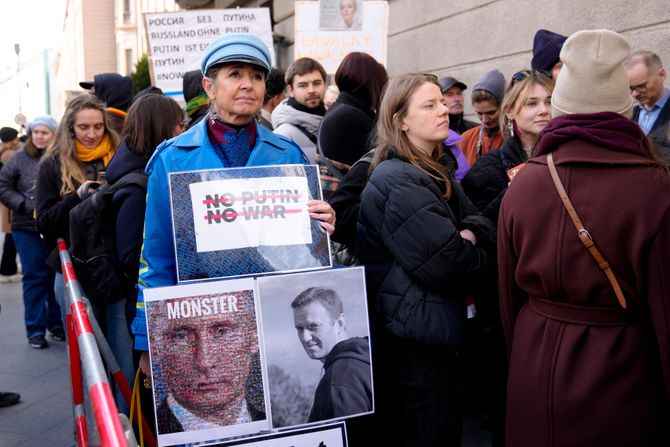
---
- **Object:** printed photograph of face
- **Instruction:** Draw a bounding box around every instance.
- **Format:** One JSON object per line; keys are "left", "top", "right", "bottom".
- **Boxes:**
{"left": 318, "top": 0, "right": 363, "bottom": 31}
{"left": 257, "top": 267, "right": 373, "bottom": 428}
{"left": 145, "top": 280, "right": 269, "bottom": 445}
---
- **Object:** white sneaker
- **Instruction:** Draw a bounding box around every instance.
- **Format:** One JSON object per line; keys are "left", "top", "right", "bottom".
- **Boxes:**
{"left": 0, "top": 273, "right": 21, "bottom": 283}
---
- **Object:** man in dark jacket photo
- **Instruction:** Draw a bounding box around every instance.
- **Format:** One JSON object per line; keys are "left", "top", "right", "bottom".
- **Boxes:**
{"left": 291, "top": 287, "right": 372, "bottom": 423}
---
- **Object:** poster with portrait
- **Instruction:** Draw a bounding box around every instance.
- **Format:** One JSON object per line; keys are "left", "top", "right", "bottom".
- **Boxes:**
{"left": 256, "top": 267, "right": 374, "bottom": 429}
{"left": 294, "top": 1, "right": 389, "bottom": 73}
{"left": 144, "top": 279, "right": 270, "bottom": 447}
{"left": 169, "top": 165, "right": 331, "bottom": 282}
{"left": 211, "top": 422, "right": 347, "bottom": 446}
{"left": 319, "top": 0, "right": 363, "bottom": 31}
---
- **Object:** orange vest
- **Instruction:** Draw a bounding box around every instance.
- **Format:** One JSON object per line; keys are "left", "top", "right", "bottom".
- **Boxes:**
{"left": 459, "top": 125, "right": 505, "bottom": 167}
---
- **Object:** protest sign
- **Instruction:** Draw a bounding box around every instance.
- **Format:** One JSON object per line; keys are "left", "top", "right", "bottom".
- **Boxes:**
{"left": 294, "top": 1, "right": 389, "bottom": 73}
{"left": 144, "top": 278, "right": 269, "bottom": 447}
{"left": 211, "top": 422, "right": 347, "bottom": 446}
{"left": 169, "top": 165, "right": 331, "bottom": 282}
{"left": 257, "top": 267, "right": 373, "bottom": 429}
{"left": 144, "top": 8, "right": 275, "bottom": 103}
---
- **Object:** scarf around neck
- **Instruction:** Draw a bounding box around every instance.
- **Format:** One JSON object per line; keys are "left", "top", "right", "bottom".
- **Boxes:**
{"left": 207, "top": 114, "right": 257, "bottom": 167}
{"left": 75, "top": 134, "right": 116, "bottom": 166}
{"left": 535, "top": 112, "right": 650, "bottom": 158}
{"left": 287, "top": 97, "right": 326, "bottom": 116}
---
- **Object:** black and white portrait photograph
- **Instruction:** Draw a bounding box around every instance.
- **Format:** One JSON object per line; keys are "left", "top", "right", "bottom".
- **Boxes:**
{"left": 257, "top": 267, "right": 373, "bottom": 429}
{"left": 319, "top": 0, "right": 363, "bottom": 31}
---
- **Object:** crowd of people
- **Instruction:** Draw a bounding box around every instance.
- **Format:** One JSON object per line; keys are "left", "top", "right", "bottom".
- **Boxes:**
{"left": 0, "top": 25, "right": 669, "bottom": 447}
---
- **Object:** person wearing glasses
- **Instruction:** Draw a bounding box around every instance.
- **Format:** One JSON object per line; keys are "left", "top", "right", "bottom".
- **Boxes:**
{"left": 462, "top": 69, "right": 554, "bottom": 225}
{"left": 624, "top": 51, "right": 670, "bottom": 161}
{"left": 357, "top": 73, "right": 496, "bottom": 446}
{"left": 499, "top": 30, "right": 670, "bottom": 447}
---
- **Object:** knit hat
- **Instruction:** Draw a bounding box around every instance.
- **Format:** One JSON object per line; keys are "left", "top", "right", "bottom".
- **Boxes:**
{"left": 438, "top": 76, "right": 467, "bottom": 93}
{"left": 472, "top": 69, "right": 506, "bottom": 104}
{"left": 551, "top": 29, "right": 634, "bottom": 118}
{"left": 200, "top": 34, "right": 271, "bottom": 75}
{"left": 0, "top": 127, "right": 18, "bottom": 143}
{"left": 28, "top": 116, "right": 58, "bottom": 134}
{"left": 531, "top": 29, "right": 567, "bottom": 71}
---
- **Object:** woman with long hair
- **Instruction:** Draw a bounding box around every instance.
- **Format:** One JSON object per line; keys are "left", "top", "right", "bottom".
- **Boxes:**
{"left": 36, "top": 94, "right": 119, "bottom": 325}
{"left": 357, "top": 74, "right": 495, "bottom": 446}
{"left": 0, "top": 116, "right": 63, "bottom": 349}
{"left": 499, "top": 30, "right": 670, "bottom": 446}
{"left": 99, "top": 93, "right": 185, "bottom": 415}
{"left": 462, "top": 70, "right": 554, "bottom": 225}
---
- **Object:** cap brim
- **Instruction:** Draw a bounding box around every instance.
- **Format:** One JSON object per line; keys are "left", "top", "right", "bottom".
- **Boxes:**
{"left": 79, "top": 81, "right": 94, "bottom": 89}
{"left": 442, "top": 81, "right": 467, "bottom": 92}
{"left": 208, "top": 56, "right": 269, "bottom": 73}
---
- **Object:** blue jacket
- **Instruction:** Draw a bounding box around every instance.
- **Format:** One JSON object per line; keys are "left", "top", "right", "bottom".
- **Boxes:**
{"left": 131, "top": 117, "right": 307, "bottom": 350}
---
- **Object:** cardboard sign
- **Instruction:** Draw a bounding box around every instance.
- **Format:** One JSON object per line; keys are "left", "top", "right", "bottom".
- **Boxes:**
{"left": 189, "top": 176, "right": 312, "bottom": 252}
{"left": 169, "top": 165, "right": 331, "bottom": 282}
{"left": 144, "top": 8, "right": 275, "bottom": 103}
{"left": 294, "top": 1, "right": 389, "bottom": 74}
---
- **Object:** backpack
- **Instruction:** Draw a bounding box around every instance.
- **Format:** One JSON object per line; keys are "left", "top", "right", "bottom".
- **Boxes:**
{"left": 69, "top": 172, "right": 148, "bottom": 305}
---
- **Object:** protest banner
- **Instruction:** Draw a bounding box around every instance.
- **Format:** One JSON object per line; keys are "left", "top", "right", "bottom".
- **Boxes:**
{"left": 144, "top": 8, "right": 275, "bottom": 103}
{"left": 212, "top": 422, "right": 347, "bottom": 446}
{"left": 169, "top": 165, "right": 331, "bottom": 282}
{"left": 294, "top": 1, "right": 389, "bottom": 74}
{"left": 145, "top": 278, "right": 269, "bottom": 447}
{"left": 257, "top": 267, "right": 373, "bottom": 429}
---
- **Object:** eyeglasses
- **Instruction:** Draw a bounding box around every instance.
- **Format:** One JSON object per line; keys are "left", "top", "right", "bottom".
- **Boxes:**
{"left": 629, "top": 82, "right": 647, "bottom": 94}
{"left": 511, "top": 69, "right": 552, "bottom": 85}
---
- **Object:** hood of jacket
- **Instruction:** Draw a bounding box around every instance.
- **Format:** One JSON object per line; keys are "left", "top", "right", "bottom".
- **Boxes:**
{"left": 94, "top": 73, "right": 133, "bottom": 111}
{"left": 183, "top": 69, "right": 205, "bottom": 103}
{"left": 271, "top": 100, "right": 323, "bottom": 135}
{"left": 323, "top": 337, "right": 370, "bottom": 371}
{"left": 105, "top": 139, "right": 148, "bottom": 184}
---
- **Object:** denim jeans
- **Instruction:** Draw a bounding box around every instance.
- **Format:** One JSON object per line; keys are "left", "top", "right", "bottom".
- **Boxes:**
{"left": 12, "top": 230, "right": 62, "bottom": 338}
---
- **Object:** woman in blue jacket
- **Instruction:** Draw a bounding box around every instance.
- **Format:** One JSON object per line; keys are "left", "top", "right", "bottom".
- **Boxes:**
{"left": 132, "top": 35, "right": 335, "bottom": 379}
{"left": 357, "top": 74, "right": 495, "bottom": 446}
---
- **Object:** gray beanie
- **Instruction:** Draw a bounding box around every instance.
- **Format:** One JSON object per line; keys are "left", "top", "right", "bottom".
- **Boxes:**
{"left": 472, "top": 69, "right": 506, "bottom": 105}
{"left": 28, "top": 115, "right": 58, "bottom": 134}
{"left": 551, "top": 29, "right": 634, "bottom": 118}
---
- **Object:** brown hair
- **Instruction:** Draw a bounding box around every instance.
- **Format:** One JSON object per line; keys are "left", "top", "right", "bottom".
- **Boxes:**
{"left": 372, "top": 73, "right": 452, "bottom": 200}
{"left": 471, "top": 90, "right": 500, "bottom": 107}
{"left": 122, "top": 94, "right": 184, "bottom": 159}
{"left": 285, "top": 57, "right": 327, "bottom": 86}
{"left": 44, "top": 94, "right": 120, "bottom": 196}
{"left": 335, "top": 52, "right": 388, "bottom": 112}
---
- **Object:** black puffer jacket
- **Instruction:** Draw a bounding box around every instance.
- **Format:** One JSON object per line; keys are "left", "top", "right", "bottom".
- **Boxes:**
{"left": 357, "top": 155, "right": 495, "bottom": 348}
{"left": 461, "top": 135, "right": 527, "bottom": 225}
{"left": 0, "top": 148, "right": 43, "bottom": 232}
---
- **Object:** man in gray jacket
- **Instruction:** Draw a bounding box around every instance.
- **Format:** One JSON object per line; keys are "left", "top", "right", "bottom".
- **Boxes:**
{"left": 271, "top": 58, "right": 327, "bottom": 163}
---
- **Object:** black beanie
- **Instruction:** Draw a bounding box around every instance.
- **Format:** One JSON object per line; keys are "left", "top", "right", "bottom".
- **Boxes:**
{"left": 0, "top": 127, "right": 18, "bottom": 143}
{"left": 531, "top": 29, "right": 568, "bottom": 71}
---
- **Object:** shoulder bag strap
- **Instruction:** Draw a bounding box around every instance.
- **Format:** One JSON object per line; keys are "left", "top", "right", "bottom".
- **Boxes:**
{"left": 546, "top": 152, "right": 629, "bottom": 309}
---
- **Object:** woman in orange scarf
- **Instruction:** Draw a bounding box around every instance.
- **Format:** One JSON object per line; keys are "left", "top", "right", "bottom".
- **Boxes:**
{"left": 35, "top": 94, "right": 119, "bottom": 338}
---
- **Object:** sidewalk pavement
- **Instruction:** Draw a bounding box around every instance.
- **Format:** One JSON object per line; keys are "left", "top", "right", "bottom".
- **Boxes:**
{"left": 0, "top": 280, "right": 74, "bottom": 447}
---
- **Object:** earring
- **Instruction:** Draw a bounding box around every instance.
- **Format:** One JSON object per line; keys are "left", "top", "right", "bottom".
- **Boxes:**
{"left": 508, "top": 120, "right": 515, "bottom": 137}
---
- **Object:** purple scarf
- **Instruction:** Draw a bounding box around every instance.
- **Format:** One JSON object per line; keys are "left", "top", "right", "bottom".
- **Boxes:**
{"left": 535, "top": 112, "right": 650, "bottom": 158}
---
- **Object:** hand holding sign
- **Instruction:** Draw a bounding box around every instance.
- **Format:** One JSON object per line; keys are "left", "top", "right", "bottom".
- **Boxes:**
{"left": 308, "top": 200, "right": 336, "bottom": 235}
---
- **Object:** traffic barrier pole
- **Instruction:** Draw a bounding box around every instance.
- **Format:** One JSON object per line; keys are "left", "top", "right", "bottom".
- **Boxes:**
{"left": 67, "top": 313, "right": 89, "bottom": 447}
{"left": 87, "top": 307, "right": 157, "bottom": 447}
{"left": 58, "top": 239, "right": 128, "bottom": 447}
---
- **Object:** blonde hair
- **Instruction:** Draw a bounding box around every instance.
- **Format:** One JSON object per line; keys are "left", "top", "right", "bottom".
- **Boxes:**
{"left": 500, "top": 71, "right": 555, "bottom": 138}
{"left": 372, "top": 73, "right": 452, "bottom": 200}
{"left": 44, "top": 95, "right": 119, "bottom": 196}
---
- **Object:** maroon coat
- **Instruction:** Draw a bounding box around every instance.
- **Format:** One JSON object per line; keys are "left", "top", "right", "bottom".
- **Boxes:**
{"left": 498, "top": 139, "right": 670, "bottom": 446}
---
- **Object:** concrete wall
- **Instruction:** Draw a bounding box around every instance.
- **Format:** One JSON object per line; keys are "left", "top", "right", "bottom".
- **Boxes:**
{"left": 271, "top": 0, "right": 670, "bottom": 115}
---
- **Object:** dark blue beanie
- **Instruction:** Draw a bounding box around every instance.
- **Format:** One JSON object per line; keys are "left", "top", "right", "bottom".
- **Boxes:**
{"left": 532, "top": 29, "right": 568, "bottom": 71}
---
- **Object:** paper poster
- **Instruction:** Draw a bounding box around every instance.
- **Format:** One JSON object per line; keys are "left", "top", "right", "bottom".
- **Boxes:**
{"left": 257, "top": 267, "right": 374, "bottom": 429}
{"left": 169, "top": 165, "right": 331, "bottom": 282}
{"left": 294, "top": 1, "right": 389, "bottom": 74}
{"left": 189, "top": 176, "right": 312, "bottom": 252}
{"left": 212, "top": 422, "right": 347, "bottom": 446}
{"left": 144, "top": 8, "right": 275, "bottom": 103}
{"left": 145, "top": 278, "right": 269, "bottom": 447}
